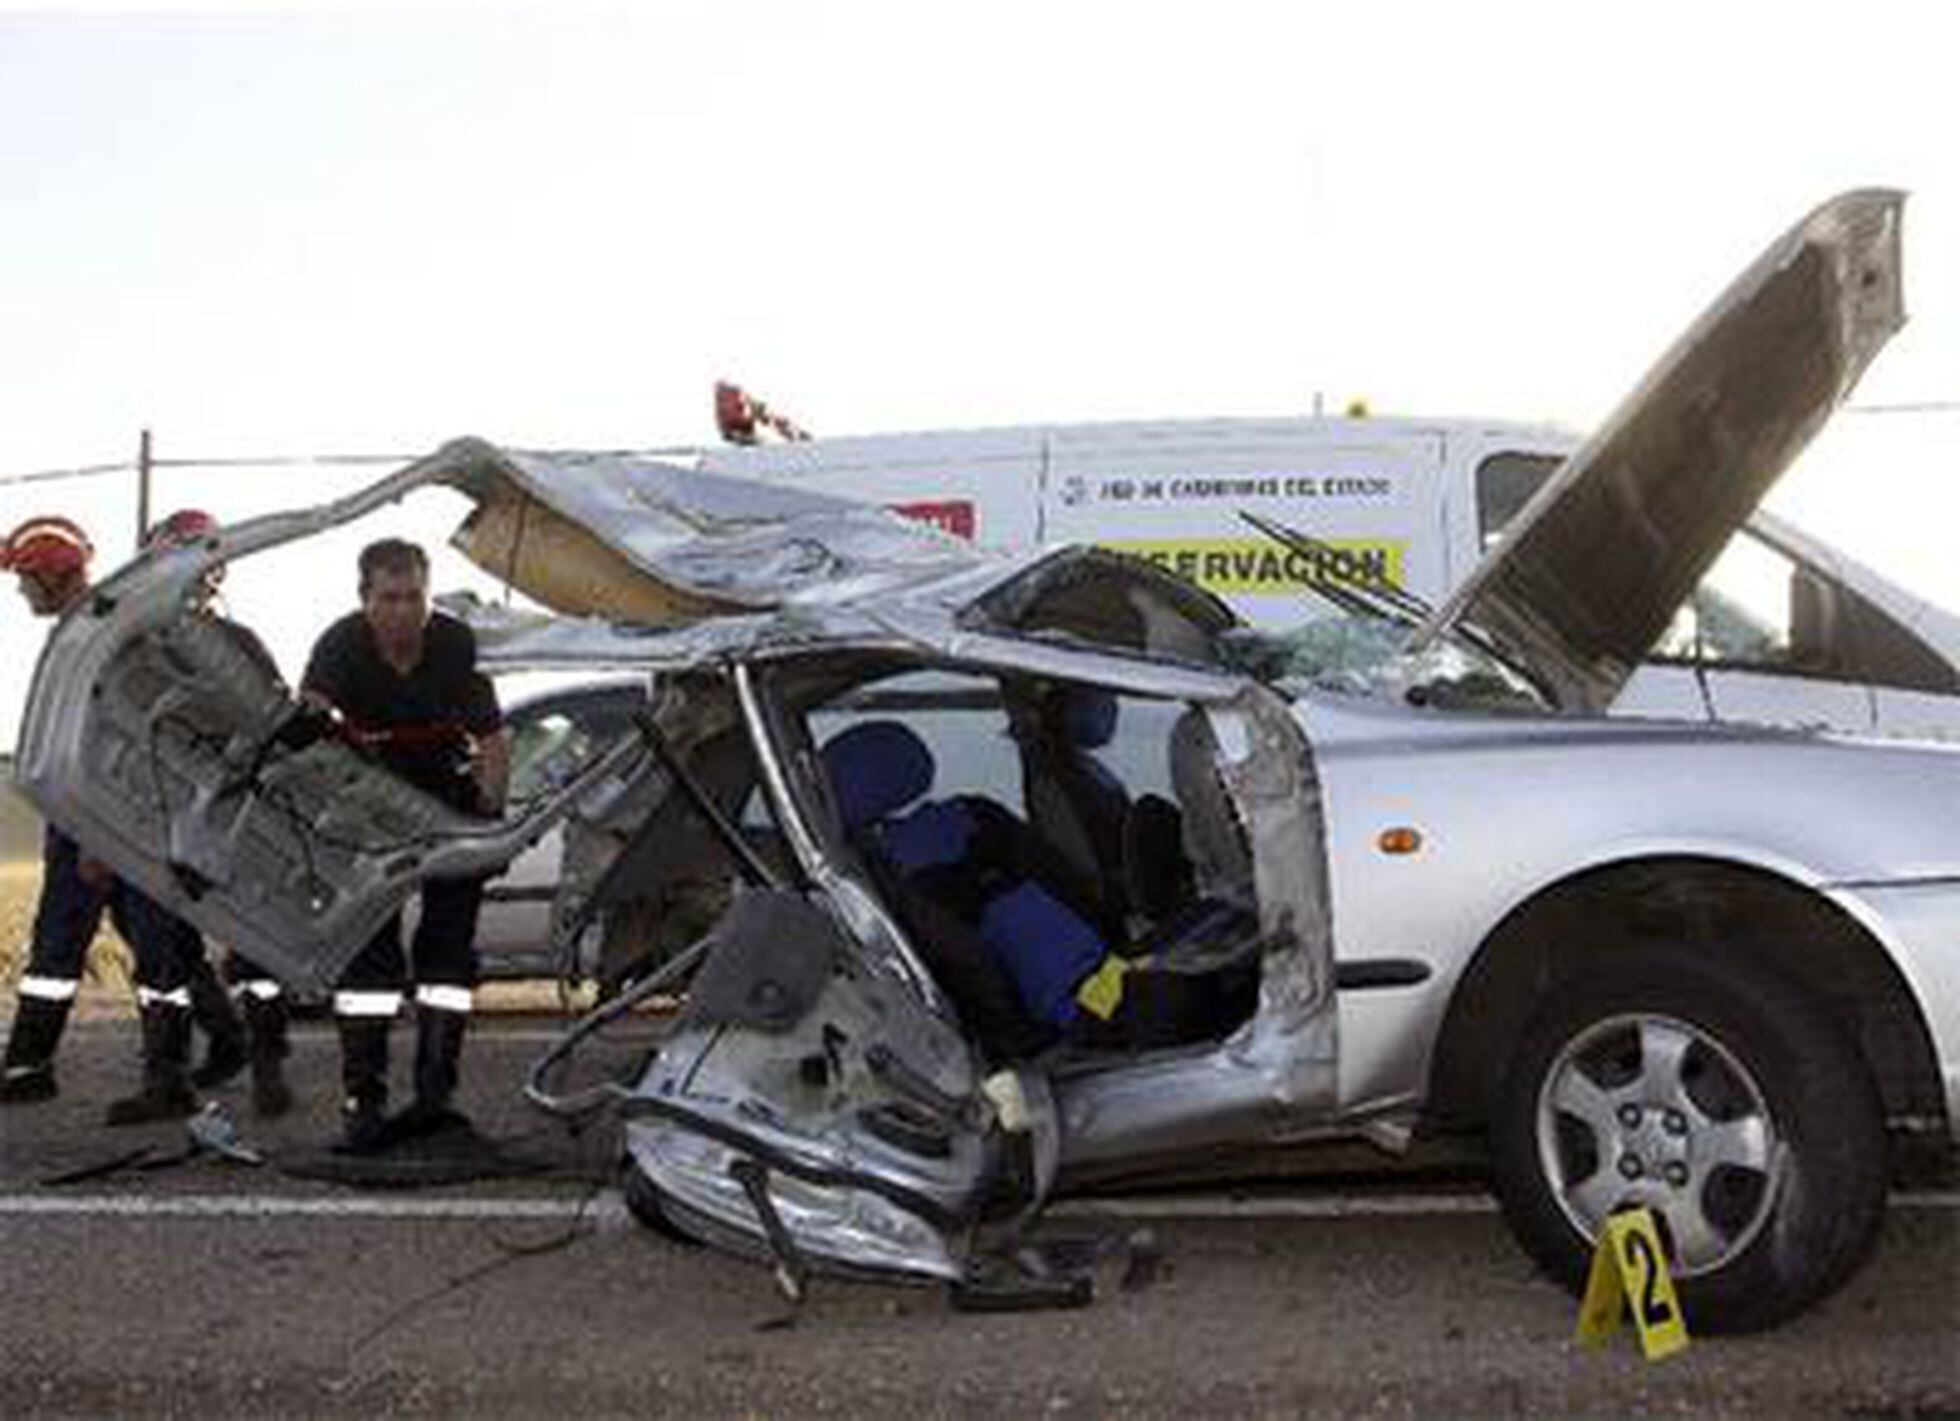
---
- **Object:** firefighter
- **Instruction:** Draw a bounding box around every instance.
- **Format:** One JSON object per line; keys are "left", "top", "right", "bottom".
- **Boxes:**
{"left": 0, "top": 514, "right": 230, "bottom": 1122}
{"left": 142, "top": 508, "right": 294, "bottom": 1117}
{"left": 300, "top": 538, "right": 507, "bottom": 1152}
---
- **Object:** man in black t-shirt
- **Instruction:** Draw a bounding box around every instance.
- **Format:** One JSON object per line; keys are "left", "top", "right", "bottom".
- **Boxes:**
{"left": 302, "top": 538, "right": 508, "bottom": 1152}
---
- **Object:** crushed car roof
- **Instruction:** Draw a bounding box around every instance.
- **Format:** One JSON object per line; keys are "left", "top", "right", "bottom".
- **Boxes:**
{"left": 428, "top": 439, "right": 991, "bottom": 620}
{"left": 402, "top": 438, "right": 1244, "bottom": 684}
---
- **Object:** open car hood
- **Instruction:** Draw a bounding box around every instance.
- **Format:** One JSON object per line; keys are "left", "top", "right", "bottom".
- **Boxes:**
{"left": 1415, "top": 188, "right": 1906, "bottom": 711}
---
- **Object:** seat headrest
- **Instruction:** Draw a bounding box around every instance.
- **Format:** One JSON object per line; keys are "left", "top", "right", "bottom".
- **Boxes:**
{"left": 1060, "top": 686, "right": 1119, "bottom": 750}
{"left": 821, "top": 720, "right": 934, "bottom": 829}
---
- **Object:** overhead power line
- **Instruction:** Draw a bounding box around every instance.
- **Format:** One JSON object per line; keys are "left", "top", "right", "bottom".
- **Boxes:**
{"left": 0, "top": 460, "right": 135, "bottom": 488}
{"left": 148, "top": 452, "right": 413, "bottom": 470}
{"left": 0, "top": 449, "right": 414, "bottom": 490}
{"left": 1, "top": 443, "right": 706, "bottom": 491}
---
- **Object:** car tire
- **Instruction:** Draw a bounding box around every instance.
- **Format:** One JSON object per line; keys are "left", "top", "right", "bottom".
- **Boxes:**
{"left": 1488, "top": 944, "right": 1886, "bottom": 1333}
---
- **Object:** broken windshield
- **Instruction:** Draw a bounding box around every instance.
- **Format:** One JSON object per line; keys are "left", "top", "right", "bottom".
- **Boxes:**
{"left": 1221, "top": 516, "right": 1552, "bottom": 712}
{"left": 1232, "top": 615, "right": 1551, "bottom": 712}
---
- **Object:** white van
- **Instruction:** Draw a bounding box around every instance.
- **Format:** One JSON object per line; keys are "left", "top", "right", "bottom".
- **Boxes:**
{"left": 702, "top": 415, "right": 1960, "bottom": 738}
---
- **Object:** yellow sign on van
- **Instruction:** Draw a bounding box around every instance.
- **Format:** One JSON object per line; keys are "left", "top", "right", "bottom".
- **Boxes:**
{"left": 1576, "top": 1208, "right": 1690, "bottom": 1360}
{"left": 1104, "top": 537, "right": 1408, "bottom": 595}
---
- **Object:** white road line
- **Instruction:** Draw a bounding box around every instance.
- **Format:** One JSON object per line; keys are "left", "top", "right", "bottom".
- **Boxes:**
{"left": 0, "top": 1192, "right": 632, "bottom": 1223}
{"left": 0, "top": 1190, "right": 1953, "bottom": 1223}
{"left": 1061, "top": 1190, "right": 1957, "bottom": 1218}
{"left": 1053, "top": 1193, "right": 1499, "bottom": 1219}
{"left": 276, "top": 1027, "right": 577, "bottom": 1045}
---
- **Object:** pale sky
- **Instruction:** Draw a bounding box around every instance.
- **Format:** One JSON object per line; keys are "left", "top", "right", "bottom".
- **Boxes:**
{"left": 4, "top": 1, "right": 1960, "bottom": 741}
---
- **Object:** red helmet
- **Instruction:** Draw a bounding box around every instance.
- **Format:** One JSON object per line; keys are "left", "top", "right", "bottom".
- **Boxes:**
{"left": 0, "top": 515, "right": 93, "bottom": 576}
{"left": 145, "top": 508, "right": 219, "bottom": 550}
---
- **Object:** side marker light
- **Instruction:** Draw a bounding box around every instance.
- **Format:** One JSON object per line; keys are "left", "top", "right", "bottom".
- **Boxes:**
{"left": 1377, "top": 827, "right": 1423, "bottom": 856}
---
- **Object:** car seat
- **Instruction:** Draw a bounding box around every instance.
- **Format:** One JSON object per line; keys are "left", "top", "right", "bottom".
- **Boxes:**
{"left": 823, "top": 720, "right": 1252, "bottom": 1055}
{"left": 820, "top": 720, "right": 1060, "bottom": 1058}
{"left": 1016, "top": 684, "right": 1134, "bottom": 934}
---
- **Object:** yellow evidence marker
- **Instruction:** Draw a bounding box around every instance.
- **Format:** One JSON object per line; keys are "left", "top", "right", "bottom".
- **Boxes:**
{"left": 1575, "top": 1207, "right": 1691, "bottom": 1360}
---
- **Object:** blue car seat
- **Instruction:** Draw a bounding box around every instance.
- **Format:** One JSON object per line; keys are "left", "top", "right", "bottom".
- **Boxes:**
{"left": 822, "top": 721, "right": 1109, "bottom": 1033}
{"left": 1016, "top": 685, "right": 1138, "bottom": 935}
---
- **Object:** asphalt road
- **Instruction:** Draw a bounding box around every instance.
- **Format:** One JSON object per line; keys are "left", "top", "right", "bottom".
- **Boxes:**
{"left": 2, "top": 1019, "right": 1955, "bottom": 1419}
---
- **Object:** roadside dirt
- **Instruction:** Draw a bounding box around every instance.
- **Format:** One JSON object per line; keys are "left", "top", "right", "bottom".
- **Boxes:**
{"left": 0, "top": 859, "right": 134, "bottom": 1018}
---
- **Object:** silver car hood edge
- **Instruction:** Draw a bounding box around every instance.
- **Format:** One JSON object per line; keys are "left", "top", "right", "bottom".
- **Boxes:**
{"left": 1417, "top": 188, "right": 1907, "bottom": 711}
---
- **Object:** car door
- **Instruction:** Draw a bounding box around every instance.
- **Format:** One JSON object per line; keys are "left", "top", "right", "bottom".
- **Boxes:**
{"left": 618, "top": 653, "right": 1035, "bottom": 1284}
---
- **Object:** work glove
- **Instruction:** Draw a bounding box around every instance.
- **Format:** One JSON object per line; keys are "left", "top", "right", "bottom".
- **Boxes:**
{"left": 267, "top": 700, "right": 342, "bottom": 755}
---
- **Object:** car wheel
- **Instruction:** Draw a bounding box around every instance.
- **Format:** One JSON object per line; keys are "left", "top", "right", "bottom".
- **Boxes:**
{"left": 1488, "top": 945, "right": 1886, "bottom": 1333}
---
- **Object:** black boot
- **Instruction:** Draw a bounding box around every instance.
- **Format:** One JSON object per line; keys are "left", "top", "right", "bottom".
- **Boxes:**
{"left": 386, "top": 1006, "right": 473, "bottom": 1141}
{"left": 1, "top": 995, "right": 70, "bottom": 1104}
{"left": 241, "top": 992, "right": 293, "bottom": 1118}
{"left": 335, "top": 1016, "right": 392, "bottom": 1154}
{"left": 105, "top": 1002, "right": 198, "bottom": 1126}
{"left": 188, "top": 957, "right": 248, "bottom": 1089}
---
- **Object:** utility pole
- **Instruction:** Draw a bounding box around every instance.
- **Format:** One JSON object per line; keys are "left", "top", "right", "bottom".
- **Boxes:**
{"left": 136, "top": 428, "right": 152, "bottom": 542}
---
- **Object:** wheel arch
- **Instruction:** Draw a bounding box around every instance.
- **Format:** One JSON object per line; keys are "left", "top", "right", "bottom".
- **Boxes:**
{"left": 1422, "top": 854, "right": 1947, "bottom": 1156}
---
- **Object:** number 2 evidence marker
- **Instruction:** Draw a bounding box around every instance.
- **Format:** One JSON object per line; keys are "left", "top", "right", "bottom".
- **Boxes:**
{"left": 1576, "top": 1207, "right": 1691, "bottom": 1360}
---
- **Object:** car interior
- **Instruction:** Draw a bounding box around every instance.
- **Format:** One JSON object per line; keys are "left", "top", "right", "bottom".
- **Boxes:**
{"left": 745, "top": 657, "right": 1267, "bottom": 1066}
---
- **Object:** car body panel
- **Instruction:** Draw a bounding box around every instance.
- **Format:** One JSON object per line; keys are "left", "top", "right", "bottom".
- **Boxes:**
{"left": 1298, "top": 691, "right": 1960, "bottom": 1119}
{"left": 9, "top": 571, "right": 646, "bottom": 993}
{"left": 1821, "top": 880, "right": 1960, "bottom": 1123}
{"left": 1417, "top": 189, "right": 1906, "bottom": 711}
{"left": 436, "top": 439, "right": 987, "bottom": 620}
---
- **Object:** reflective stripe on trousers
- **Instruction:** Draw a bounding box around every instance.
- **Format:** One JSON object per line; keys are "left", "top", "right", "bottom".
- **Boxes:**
{"left": 16, "top": 975, "right": 79, "bottom": 1002}
{"left": 415, "top": 984, "right": 474, "bottom": 1015}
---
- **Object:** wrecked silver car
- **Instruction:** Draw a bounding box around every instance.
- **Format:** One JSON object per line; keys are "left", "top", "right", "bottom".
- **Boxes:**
{"left": 15, "top": 189, "right": 1957, "bottom": 1332}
